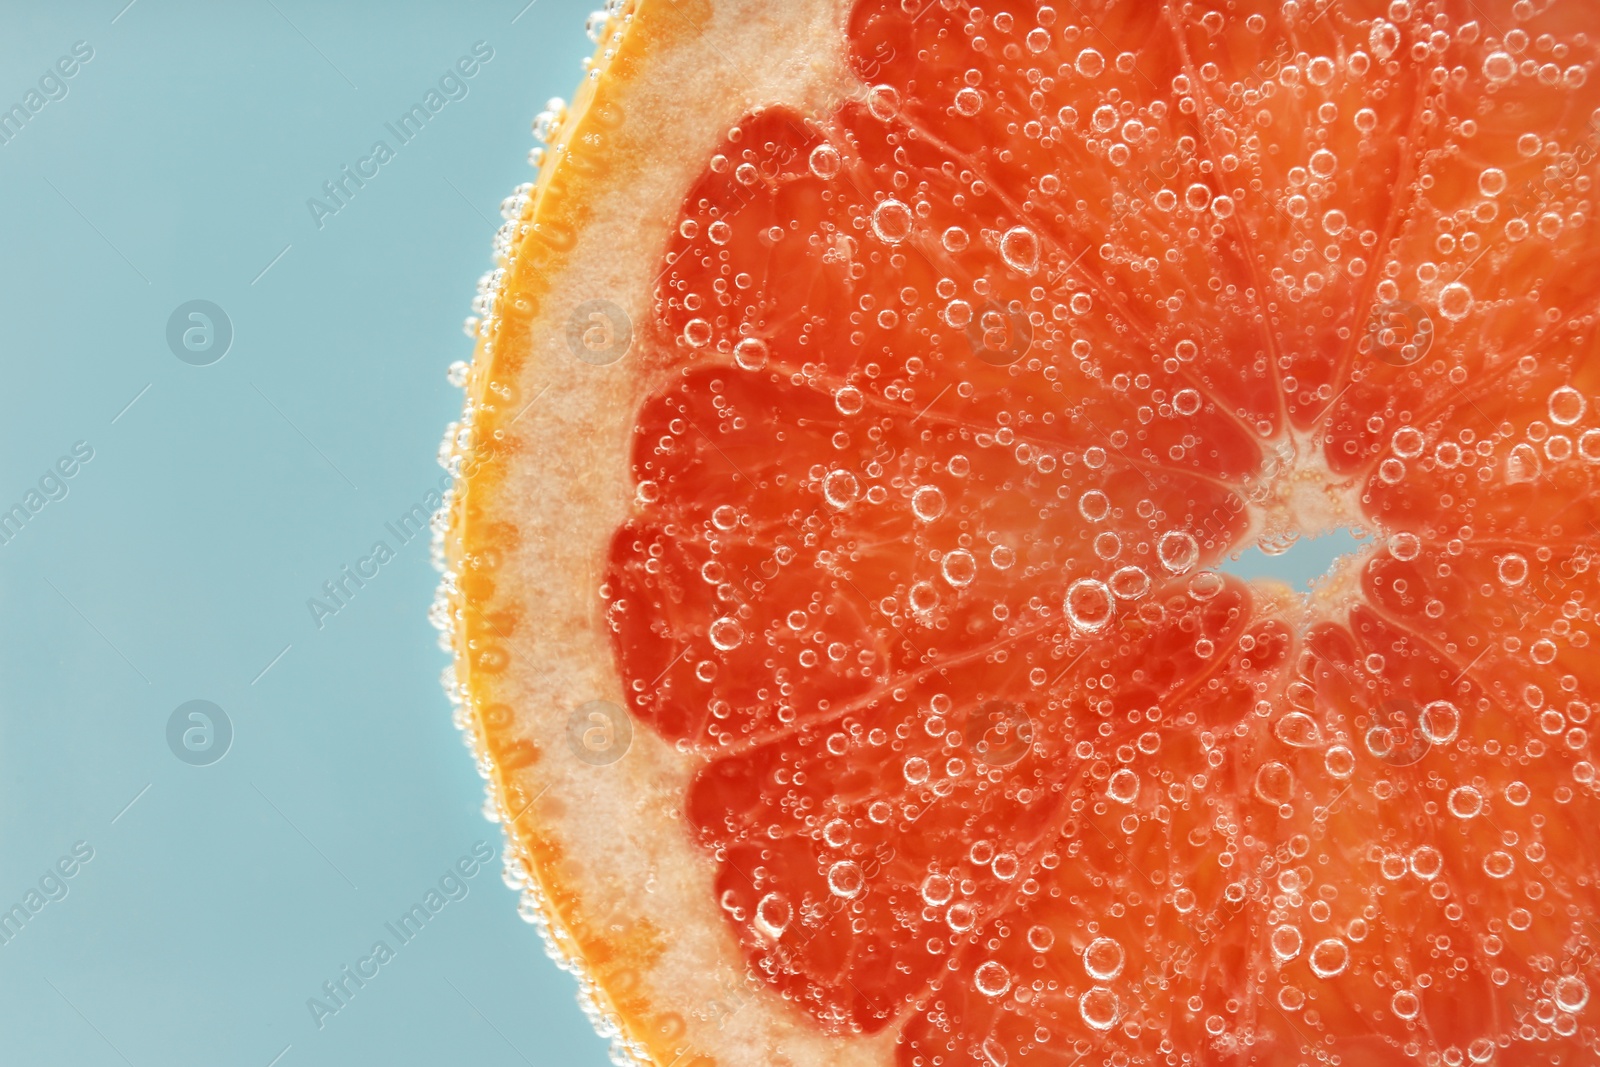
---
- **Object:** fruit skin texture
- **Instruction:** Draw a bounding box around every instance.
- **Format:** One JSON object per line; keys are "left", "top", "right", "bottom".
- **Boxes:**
{"left": 441, "top": 3, "right": 900, "bottom": 1066}
{"left": 446, "top": 1, "right": 1600, "bottom": 1065}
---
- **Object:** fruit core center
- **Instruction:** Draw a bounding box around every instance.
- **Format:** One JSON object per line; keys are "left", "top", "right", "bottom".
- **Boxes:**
{"left": 1232, "top": 434, "right": 1371, "bottom": 586}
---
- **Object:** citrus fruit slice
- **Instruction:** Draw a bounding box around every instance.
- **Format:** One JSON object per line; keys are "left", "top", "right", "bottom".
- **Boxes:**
{"left": 437, "top": 2, "right": 1600, "bottom": 1064}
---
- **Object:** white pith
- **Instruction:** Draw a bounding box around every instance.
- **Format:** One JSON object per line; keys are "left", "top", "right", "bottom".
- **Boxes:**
{"left": 1249, "top": 429, "right": 1365, "bottom": 539}
{"left": 436, "top": 3, "right": 897, "bottom": 1066}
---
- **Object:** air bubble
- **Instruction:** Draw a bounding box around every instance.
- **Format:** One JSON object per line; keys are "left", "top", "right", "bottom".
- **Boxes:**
{"left": 733, "top": 337, "right": 769, "bottom": 371}
{"left": 1549, "top": 386, "right": 1586, "bottom": 426}
{"left": 974, "top": 960, "right": 1011, "bottom": 998}
{"left": 999, "top": 226, "right": 1040, "bottom": 274}
{"left": 1274, "top": 712, "right": 1323, "bottom": 748}
{"left": 1389, "top": 531, "right": 1421, "bottom": 560}
{"left": 822, "top": 469, "right": 860, "bottom": 508}
{"left": 827, "top": 861, "right": 864, "bottom": 898}
{"left": 912, "top": 485, "right": 947, "bottom": 521}
{"left": 1483, "top": 851, "right": 1515, "bottom": 879}
{"left": 1078, "top": 490, "right": 1110, "bottom": 521}
{"left": 808, "top": 143, "right": 841, "bottom": 180}
{"left": 1497, "top": 554, "right": 1529, "bottom": 587}
{"left": 1391, "top": 427, "right": 1424, "bottom": 458}
{"left": 1108, "top": 565, "right": 1150, "bottom": 600}
{"left": 1555, "top": 976, "right": 1589, "bottom": 1013}
{"left": 1419, "top": 701, "right": 1461, "bottom": 745}
{"left": 1506, "top": 443, "right": 1542, "bottom": 484}
{"left": 871, "top": 198, "right": 914, "bottom": 243}
{"left": 755, "top": 892, "right": 792, "bottom": 937}
{"left": 1308, "top": 938, "right": 1349, "bottom": 978}
{"left": 1369, "top": 19, "right": 1399, "bottom": 59}
{"left": 531, "top": 97, "right": 567, "bottom": 142}
{"left": 940, "top": 549, "right": 977, "bottom": 587}
{"left": 1066, "top": 578, "right": 1115, "bottom": 633}
{"left": 1083, "top": 937, "right": 1125, "bottom": 980}
{"left": 1254, "top": 761, "right": 1294, "bottom": 805}
{"left": 866, "top": 84, "right": 900, "bottom": 121}
{"left": 1079, "top": 987, "right": 1119, "bottom": 1030}
{"left": 1437, "top": 282, "right": 1473, "bottom": 322}
{"left": 1107, "top": 768, "right": 1139, "bottom": 804}
{"left": 1158, "top": 531, "right": 1200, "bottom": 574}
{"left": 1271, "top": 924, "right": 1303, "bottom": 961}
{"left": 1447, "top": 785, "right": 1483, "bottom": 818}
{"left": 1483, "top": 51, "right": 1516, "bottom": 83}
{"left": 1408, "top": 845, "right": 1443, "bottom": 881}
{"left": 682, "top": 318, "right": 712, "bottom": 347}
{"left": 710, "top": 618, "right": 744, "bottom": 655}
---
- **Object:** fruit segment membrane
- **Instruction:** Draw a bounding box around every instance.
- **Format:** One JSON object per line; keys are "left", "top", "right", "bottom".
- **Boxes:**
{"left": 604, "top": 2, "right": 1600, "bottom": 1062}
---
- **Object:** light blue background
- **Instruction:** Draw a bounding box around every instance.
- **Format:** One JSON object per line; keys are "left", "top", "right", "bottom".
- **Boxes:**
{"left": 0, "top": 2, "right": 612, "bottom": 1065}
{"left": 0, "top": 4, "right": 1371, "bottom": 1066}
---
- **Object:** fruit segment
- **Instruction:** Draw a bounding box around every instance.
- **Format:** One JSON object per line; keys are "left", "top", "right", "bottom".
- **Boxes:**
{"left": 584, "top": 1, "right": 1600, "bottom": 1063}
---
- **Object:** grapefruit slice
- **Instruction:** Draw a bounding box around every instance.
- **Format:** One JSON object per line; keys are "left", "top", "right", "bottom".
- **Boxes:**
{"left": 436, "top": 2, "right": 1600, "bottom": 1064}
